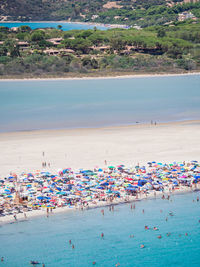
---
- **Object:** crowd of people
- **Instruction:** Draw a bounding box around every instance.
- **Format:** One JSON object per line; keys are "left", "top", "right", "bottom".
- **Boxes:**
{"left": 0, "top": 161, "right": 200, "bottom": 219}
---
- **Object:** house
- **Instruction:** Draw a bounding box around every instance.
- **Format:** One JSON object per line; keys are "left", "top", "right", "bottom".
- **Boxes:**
{"left": 90, "top": 45, "right": 110, "bottom": 52}
{"left": 178, "top": 11, "right": 197, "bottom": 21}
{"left": 17, "top": 41, "right": 29, "bottom": 51}
{"left": 43, "top": 48, "right": 75, "bottom": 56}
{"left": 47, "top": 38, "right": 63, "bottom": 46}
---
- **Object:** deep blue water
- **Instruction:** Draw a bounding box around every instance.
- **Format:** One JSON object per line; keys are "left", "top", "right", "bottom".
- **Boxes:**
{"left": 0, "top": 22, "right": 108, "bottom": 30}
{"left": 0, "top": 75, "right": 200, "bottom": 132}
{"left": 0, "top": 192, "right": 200, "bottom": 266}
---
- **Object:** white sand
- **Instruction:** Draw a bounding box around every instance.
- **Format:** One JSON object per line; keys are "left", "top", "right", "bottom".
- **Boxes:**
{"left": 0, "top": 72, "right": 199, "bottom": 82}
{"left": 1, "top": 120, "right": 200, "bottom": 224}
{"left": 0, "top": 120, "right": 200, "bottom": 177}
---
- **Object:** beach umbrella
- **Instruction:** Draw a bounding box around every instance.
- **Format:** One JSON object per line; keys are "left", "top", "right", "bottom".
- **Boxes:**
{"left": 37, "top": 196, "right": 44, "bottom": 200}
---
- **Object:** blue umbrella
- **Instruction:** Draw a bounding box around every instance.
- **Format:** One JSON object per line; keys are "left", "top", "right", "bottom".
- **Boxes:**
{"left": 37, "top": 196, "right": 44, "bottom": 200}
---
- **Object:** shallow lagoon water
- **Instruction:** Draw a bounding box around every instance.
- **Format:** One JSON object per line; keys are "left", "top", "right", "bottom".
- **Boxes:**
{"left": 0, "top": 22, "right": 108, "bottom": 30}
{"left": 0, "top": 192, "right": 200, "bottom": 266}
{"left": 0, "top": 75, "right": 200, "bottom": 132}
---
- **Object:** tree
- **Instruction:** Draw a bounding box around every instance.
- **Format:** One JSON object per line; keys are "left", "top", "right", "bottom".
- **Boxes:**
{"left": 0, "top": 46, "right": 8, "bottom": 56}
{"left": 31, "top": 31, "right": 44, "bottom": 42}
{"left": 57, "top": 25, "right": 63, "bottom": 30}
{"left": 110, "top": 38, "right": 125, "bottom": 52}
{"left": 19, "top": 25, "right": 31, "bottom": 32}
{"left": 4, "top": 40, "right": 20, "bottom": 58}
{"left": 157, "top": 28, "right": 166, "bottom": 38}
{"left": 0, "top": 27, "right": 9, "bottom": 33}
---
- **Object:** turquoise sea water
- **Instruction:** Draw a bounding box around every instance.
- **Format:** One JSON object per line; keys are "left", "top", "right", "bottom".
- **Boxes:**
{"left": 0, "top": 75, "right": 200, "bottom": 132}
{"left": 0, "top": 192, "right": 200, "bottom": 266}
{"left": 0, "top": 22, "right": 108, "bottom": 30}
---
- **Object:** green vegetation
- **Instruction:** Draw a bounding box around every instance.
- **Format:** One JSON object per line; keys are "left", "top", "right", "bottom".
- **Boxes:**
{"left": 0, "top": 0, "right": 200, "bottom": 28}
{"left": 0, "top": 20, "right": 200, "bottom": 78}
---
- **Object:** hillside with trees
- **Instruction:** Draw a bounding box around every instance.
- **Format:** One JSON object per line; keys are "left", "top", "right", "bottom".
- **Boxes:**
{"left": 0, "top": 0, "right": 200, "bottom": 27}
{"left": 0, "top": 20, "right": 199, "bottom": 78}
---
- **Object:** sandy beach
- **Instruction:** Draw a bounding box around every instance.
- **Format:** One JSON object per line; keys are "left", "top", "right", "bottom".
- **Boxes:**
{"left": 0, "top": 71, "right": 199, "bottom": 82}
{"left": 1, "top": 119, "right": 200, "bottom": 225}
{"left": 1, "top": 120, "right": 200, "bottom": 177}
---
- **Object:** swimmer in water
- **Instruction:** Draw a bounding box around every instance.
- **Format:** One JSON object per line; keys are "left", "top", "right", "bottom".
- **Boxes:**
{"left": 157, "top": 235, "right": 162, "bottom": 239}
{"left": 69, "top": 240, "right": 72, "bottom": 245}
{"left": 140, "top": 244, "right": 145, "bottom": 248}
{"left": 153, "top": 227, "right": 158, "bottom": 231}
{"left": 115, "top": 263, "right": 120, "bottom": 267}
{"left": 185, "top": 233, "right": 188, "bottom": 236}
{"left": 72, "top": 245, "right": 75, "bottom": 249}
{"left": 1, "top": 257, "right": 4, "bottom": 262}
{"left": 166, "top": 233, "right": 171, "bottom": 237}
{"left": 92, "top": 261, "right": 96, "bottom": 265}
{"left": 145, "top": 226, "right": 149, "bottom": 230}
{"left": 101, "top": 233, "right": 104, "bottom": 238}
{"left": 166, "top": 217, "right": 168, "bottom": 222}
{"left": 30, "top": 261, "right": 40, "bottom": 265}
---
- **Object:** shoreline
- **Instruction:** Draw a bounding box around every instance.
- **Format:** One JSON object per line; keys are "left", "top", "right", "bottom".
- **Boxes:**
{"left": 0, "top": 20, "right": 127, "bottom": 29}
{"left": 0, "top": 71, "right": 200, "bottom": 82}
{"left": 0, "top": 185, "right": 199, "bottom": 226}
{"left": 0, "top": 119, "right": 199, "bottom": 136}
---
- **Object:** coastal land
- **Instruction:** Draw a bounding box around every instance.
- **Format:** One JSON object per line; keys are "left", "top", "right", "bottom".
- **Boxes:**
{"left": 0, "top": 71, "right": 199, "bottom": 81}
{"left": 0, "top": 21, "right": 200, "bottom": 79}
